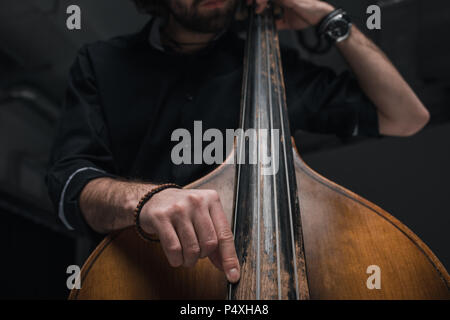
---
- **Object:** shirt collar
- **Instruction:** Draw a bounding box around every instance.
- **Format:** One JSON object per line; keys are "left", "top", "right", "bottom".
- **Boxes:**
{"left": 148, "top": 17, "right": 165, "bottom": 52}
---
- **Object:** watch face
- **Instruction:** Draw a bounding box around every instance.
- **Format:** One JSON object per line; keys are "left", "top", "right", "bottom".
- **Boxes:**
{"left": 326, "top": 19, "right": 350, "bottom": 41}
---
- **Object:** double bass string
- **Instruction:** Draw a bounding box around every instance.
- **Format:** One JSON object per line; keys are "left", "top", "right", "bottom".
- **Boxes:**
{"left": 264, "top": 9, "right": 283, "bottom": 300}
{"left": 228, "top": 2, "right": 253, "bottom": 300}
{"left": 268, "top": 8, "right": 301, "bottom": 299}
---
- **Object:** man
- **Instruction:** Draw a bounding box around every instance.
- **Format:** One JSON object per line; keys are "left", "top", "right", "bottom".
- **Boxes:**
{"left": 46, "top": 0, "right": 429, "bottom": 285}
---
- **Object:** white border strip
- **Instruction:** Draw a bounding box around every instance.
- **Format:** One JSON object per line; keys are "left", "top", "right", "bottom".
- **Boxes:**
{"left": 58, "top": 167, "right": 106, "bottom": 230}
{"left": 352, "top": 122, "right": 359, "bottom": 136}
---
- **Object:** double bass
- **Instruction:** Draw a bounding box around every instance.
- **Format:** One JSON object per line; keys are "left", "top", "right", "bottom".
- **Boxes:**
{"left": 70, "top": 6, "right": 449, "bottom": 300}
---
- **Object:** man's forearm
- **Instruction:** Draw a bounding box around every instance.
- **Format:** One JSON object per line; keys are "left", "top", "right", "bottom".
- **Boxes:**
{"left": 79, "top": 177, "right": 156, "bottom": 234}
{"left": 336, "top": 26, "right": 430, "bottom": 136}
{"left": 271, "top": 0, "right": 429, "bottom": 136}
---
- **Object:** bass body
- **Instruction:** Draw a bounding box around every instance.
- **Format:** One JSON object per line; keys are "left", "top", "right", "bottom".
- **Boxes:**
{"left": 69, "top": 146, "right": 450, "bottom": 300}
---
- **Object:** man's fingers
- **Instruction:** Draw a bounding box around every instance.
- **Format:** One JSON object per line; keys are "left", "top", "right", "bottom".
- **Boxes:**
{"left": 174, "top": 219, "right": 201, "bottom": 267}
{"left": 193, "top": 207, "right": 219, "bottom": 259}
{"left": 209, "top": 200, "right": 240, "bottom": 283}
{"left": 144, "top": 188, "right": 239, "bottom": 276}
{"left": 156, "top": 220, "right": 183, "bottom": 267}
{"left": 247, "top": 0, "right": 269, "bottom": 14}
{"left": 257, "top": 0, "right": 268, "bottom": 13}
{"left": 276, "top": 18, "right": 289, "bottom": 30}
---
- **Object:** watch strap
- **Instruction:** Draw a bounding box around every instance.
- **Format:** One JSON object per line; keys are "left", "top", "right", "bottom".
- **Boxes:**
{"left": 317, "top": 8, "right": 352, "bottom": 42}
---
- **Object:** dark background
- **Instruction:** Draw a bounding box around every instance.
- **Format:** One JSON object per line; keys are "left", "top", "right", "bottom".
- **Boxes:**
{"left": 0, "top": 0, "right": 448, "bottom": 299}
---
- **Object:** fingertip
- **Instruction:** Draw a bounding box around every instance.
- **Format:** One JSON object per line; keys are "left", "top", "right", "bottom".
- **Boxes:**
{"left": 226, "top": 268, "right": 240, "bottom": 283}
{"left": 275, "top": 20, "right": 287, "bottom": 31}
{"left": 169, "top": 259, "right": 183, "bottom": 268}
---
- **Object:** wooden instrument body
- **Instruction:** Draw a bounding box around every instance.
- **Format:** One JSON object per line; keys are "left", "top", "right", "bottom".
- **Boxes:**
{"left": 70, "top": 147, "right": 450, "bottom": 300}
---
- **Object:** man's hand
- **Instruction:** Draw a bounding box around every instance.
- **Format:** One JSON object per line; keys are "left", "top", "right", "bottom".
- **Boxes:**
{"left": 80, "top": 178, "right": 241, "bottom": 283}
{"left": 139, "top": 188, "right": 241, "bottom": 283}
{"left": 247, "top": 0, "right": 335, "bottom": 30}
{"left": 247, "top": 0, "right": 429, "bottom": 136}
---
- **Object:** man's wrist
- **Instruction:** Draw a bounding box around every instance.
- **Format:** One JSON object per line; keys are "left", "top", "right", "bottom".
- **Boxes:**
{"left": 286, "top": 1, "right": 335, "bottom": 26}
{"left": 122, "top": 182, "right": 158, "bottom": 218}
{"left": 134, "top": 184, "right": 182, "bottom": 242}
{"left": 313, "top": 3, "right": 336, "bottom": 26}
{"left": 320, "top": 3, "right": 336, "bottom": 15}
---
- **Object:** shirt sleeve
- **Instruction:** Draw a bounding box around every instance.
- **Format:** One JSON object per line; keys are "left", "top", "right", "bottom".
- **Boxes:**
{"left": 282, "top": 49, "right": 380, "bottom": 138}
{"left": 46, "top": 45, "right": 118, "bottom": 235}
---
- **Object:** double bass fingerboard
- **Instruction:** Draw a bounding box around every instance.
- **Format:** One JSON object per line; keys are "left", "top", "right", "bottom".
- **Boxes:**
{"left": 229, "top": 7, "right": 310, "bottom": 300}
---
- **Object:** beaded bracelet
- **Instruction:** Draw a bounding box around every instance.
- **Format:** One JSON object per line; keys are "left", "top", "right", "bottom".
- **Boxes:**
{"left": 134, "top": 183, "right": 181, "bottom": 242}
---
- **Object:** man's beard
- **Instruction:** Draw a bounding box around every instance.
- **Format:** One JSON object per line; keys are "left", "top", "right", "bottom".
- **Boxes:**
{"left": 168, "top": 0, "right": 238, "bottom": 34}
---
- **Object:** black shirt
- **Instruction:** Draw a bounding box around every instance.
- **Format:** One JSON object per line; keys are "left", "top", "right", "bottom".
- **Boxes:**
{"left": 46, "top": 20, "right": 379, "bottom": 234}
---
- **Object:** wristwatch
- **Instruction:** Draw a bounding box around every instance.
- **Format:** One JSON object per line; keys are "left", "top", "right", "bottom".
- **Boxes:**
{"left": 317, "top": 8, "right": 352, "bottom": 43}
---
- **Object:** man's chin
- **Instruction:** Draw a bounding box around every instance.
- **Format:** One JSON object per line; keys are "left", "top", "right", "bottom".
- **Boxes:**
{"left": 171, "top": 0, "right": 236, "bottom": 34}
{"left": 190, "top": 13, "right": 233, "bottom": 33}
